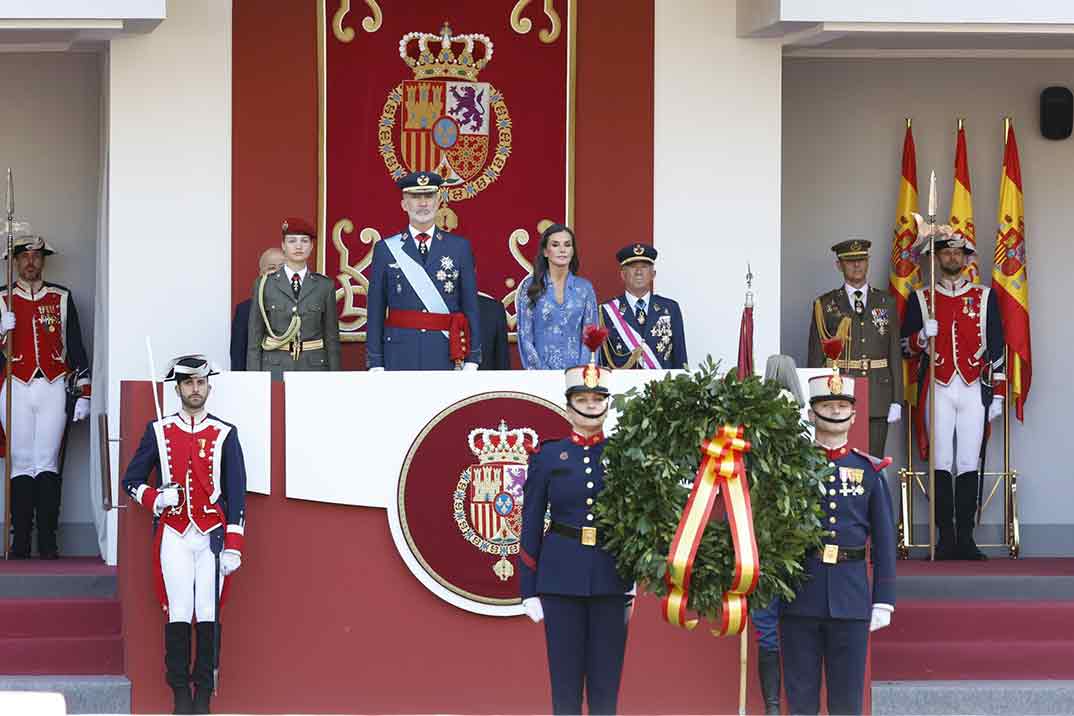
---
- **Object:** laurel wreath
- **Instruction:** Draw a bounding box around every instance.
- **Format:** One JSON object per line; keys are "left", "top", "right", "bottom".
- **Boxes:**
{"left": 594, "top": 359, "right": 831, "bottom": 618}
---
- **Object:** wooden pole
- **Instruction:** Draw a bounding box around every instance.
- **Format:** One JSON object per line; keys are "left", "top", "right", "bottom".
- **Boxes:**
{"left": 738, "top": 619, "right": 749, "bottom": 715}
{"left": 3, "top": 169, "right": 14, "bottom": 559}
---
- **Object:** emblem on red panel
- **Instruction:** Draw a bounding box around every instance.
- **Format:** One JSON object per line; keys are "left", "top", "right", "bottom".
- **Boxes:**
{"left": 379, "top": 22, "right": 512, "bottom": 202}
{"left": 454, "top": 421, "right": 539, "bottom": 581}
{"left": 394, "top": 392, "right": 568, "bottom": 612}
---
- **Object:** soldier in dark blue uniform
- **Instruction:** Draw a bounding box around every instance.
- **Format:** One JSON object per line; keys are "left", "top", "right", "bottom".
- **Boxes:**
{"left": 780, "top": 371, "right": 897, "bottom": 716}
{"left": 599, "top": 243, "right": 687, "bottom": 369}
{"left": 519, "top": 345, "right": 633, "bottom": 715}
{"left": 366, "top": 171, "right": 481, "bottom": 371}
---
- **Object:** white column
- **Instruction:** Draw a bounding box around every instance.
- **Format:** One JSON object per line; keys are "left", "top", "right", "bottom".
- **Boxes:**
{"left": 106, "top": 0, "right": 232, "bottom": 563}
{"left": 654, "top": 0, "right": 783, "bottom": 369}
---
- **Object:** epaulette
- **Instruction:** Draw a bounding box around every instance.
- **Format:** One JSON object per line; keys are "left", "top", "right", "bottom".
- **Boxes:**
{"left": 852, "top": 448, "right": 892, "bottom": 472}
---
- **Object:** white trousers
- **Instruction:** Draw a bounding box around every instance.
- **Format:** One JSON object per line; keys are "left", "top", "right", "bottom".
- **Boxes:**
{"left": 0, "top": 377, "right": 66, "bottom": 477}
{"left": 160, "top": 526, "right": 223, "bottom": 624}
{"left": 932, "top": 377, "right": 985, "bottom": 475}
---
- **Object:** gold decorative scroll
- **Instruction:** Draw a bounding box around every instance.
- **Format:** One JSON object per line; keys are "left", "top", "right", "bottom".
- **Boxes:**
{"left": 333, "top": 0, "right": 382, "bottom": 43}
{"left": 510, "top": 0, "right": 562, "bottom": 44}
{"left": 504, "top": 228, "right": 534, "bottom": 332}
{"left": 332, "top": 218, "right": 381, "bottom": 335}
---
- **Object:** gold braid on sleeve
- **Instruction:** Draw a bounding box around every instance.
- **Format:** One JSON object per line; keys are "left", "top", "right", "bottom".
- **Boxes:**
{"left": 813, "top": 298, "right": 851, "bottom": 364}
{"left": 258, "top": 273, "right": 302, "bottom": 351}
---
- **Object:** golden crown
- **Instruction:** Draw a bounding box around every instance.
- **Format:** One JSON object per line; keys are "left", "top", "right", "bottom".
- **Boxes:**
{"left": 399, "top": 22, "right": 494, "bottom": 82}
{"left": 467, "top": 420, "right": 538, "bottom": 464}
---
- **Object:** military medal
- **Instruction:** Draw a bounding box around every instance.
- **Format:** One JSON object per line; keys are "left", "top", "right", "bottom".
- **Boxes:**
{"left": 197, "top": 438, "right": 207, "bottom": 459}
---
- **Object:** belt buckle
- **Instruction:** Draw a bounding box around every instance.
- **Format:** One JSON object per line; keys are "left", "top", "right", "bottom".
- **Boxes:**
{"left": 581, "top": 527, "right": 597, "bottom": 547}
{"left": 822, "top": 544, "right": 839, "bottom": 564}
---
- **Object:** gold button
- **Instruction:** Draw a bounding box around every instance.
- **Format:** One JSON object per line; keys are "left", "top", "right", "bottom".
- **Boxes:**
{"left": 586, "top": 498, "right": 593, "bottom": 505}
{"left": 584, "top": 446, "right": 590, "bottom": 451}
{"left": 583, "top": 457, "right": 590, "bottom": 464}
{"left": 829, "top": 476, "right": 836, "bottom": 483}
{"left": 587, "top": 481, "right": 594, "bottom": 489}
{"left": 829, "top": 531, "right": 837, "bottom": 538}
{"left": 828, "top": 462, "right": 835, "bottom": 468}
{"left": 829, "top": 489, "right": 836, "bottom": 496}
{"left": 829, "top": 517, "right": 837, "bottom": 524}
{"left": 586, "top": 514, "right": 594, "bottom": 521}
{"left": 829, "top": 502, "right": 837, "bottom": 509}
{"left": 292, "top": 307, "right": 297, "bottom": 313}
{"left": 585, "top": 467, "right": 592, "bottom": 474}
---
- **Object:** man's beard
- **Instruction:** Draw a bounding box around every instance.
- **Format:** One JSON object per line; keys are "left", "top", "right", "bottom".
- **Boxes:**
{"left": 180, "top": 395, "right": 205, "bottom": 412}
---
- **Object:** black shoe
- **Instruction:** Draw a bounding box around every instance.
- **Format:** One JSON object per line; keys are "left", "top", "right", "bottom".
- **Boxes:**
{"left": 192, "top": 622, "right": 219, "bottom": 714}
{"left": 38, "top": 551, "right": 60, "bottom": 560}
{"left": 8, "top": 551, "right": 30, "bottom": 560}
{"left": 164, "top": 622, "right": 193, "bottom": 714}
{"left": 955, "top": 472, "right": 988, "bottom": 560}
{"left": 758, "top": 648, "right": 781, "bottom": 715}
{"left": 932, "top": 470, "right": 957, "bottom": 559}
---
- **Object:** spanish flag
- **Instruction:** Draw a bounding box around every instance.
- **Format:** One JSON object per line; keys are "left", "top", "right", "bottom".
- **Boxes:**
{"left": 949, "top": 123, "right": 980, "bottom": 283}
{"left": 888, "top": 122, "right": 922, "bottom": 400}
{"left": 992, "top": 122, "right": 1032, "bottom": 421}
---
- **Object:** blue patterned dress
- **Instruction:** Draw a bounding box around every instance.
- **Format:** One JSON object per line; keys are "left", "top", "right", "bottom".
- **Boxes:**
{"left": 516, "top": 273, "right": 598, "bottom": 369}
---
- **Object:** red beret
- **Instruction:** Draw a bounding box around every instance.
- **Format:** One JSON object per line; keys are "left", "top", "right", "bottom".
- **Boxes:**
{"left": 281, "top": 217, "right": 316, "bottom": 239}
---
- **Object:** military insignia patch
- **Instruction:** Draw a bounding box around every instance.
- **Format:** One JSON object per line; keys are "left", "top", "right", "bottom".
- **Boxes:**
{"left": 393, "top": 392, "right": 569, "bottom": 615}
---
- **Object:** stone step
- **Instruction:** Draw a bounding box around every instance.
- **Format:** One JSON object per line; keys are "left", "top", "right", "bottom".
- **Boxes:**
{"left": 0, "top": 559, "right": 116, "bottom": 599}
{"left": 0, "top": 675, "right": 130, "bottom": 714}
{"left": 0, "top": 635, "right": 124, "bottom": 675}
{"left": 873, "top": 680, "right": 1074, "bottom": 716}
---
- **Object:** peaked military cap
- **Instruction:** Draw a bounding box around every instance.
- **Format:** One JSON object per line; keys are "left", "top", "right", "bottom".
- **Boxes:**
{"left": 831, "top": 239, "right": 871, "bottom": 260}
{"left": 397, "top": 171, "right": 444, "bottom": 194}
{"left": 164, "top": 354, "right": 220, "bottom": 383}
{"left": 809, "top": 371, "right": 856, "bottom": 404}
{"left": 616, "top": 242, "right": 658, "bottom": 266}
{"left": 281, "top": 217, "right": 316, "bottom": 239}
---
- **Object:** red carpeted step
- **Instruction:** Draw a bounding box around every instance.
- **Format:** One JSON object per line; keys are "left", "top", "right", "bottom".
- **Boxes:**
{"left": 872, "top": 640, "right": 1074, "bottom": 681}
{"left": 0, "top": 635, "right": 124, "bottom": 675}
{"left": 0, "top": 599, "right": 121, "bottom": 638}
{"left": 875, "top": 600, "right": 1074, "bottom": 642}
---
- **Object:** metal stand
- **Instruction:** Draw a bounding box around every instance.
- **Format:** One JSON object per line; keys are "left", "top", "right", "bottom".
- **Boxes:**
{"left": 896, "top": 353, "right": 1020, "bottom": 558}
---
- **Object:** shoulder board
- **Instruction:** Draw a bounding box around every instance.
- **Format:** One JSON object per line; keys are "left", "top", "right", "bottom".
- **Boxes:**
{"left": 43, "top": 281, "right": 71, "bottom": 293}
{"left": 653, "top": 294, "right": 680, "bottom": 307}
{"left": 852, "top": 448, "right": 892, "bottom": 471}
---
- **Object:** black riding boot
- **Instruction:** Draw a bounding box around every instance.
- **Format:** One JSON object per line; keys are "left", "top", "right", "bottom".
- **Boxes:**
{"left": 192, "top": 621, "right": 219, "bottom": 714}
{"left": 33, "top": 471, "right": 62, "bottom": 558}
{"left": 933, "top": 470, "right": 957, "bottom": 559}
{"left": 757, "top": 648, "right": 782, "bottom": 715}
{"left": 164, "top": 622, "right": 193, "bottom": 714}
{"left": 956, "top": 473, "right": 988, "bottom": 560}
{"left": 9, "top": 475, "right": 34, "bottom": 558}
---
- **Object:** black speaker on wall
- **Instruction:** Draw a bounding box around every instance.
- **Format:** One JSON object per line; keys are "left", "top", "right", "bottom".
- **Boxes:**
{"left": 1040, "top": 86, "right": 1073, "bottom": 140}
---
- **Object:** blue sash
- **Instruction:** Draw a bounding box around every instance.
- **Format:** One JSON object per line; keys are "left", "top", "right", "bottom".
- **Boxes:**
{"left": 384, "top": 234, "right": 450, "bottom": 337}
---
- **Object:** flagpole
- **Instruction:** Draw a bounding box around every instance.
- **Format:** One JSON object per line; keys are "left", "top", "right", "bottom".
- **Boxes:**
{"left": 1002, "top": 117, "right": 1015, "bottom": 555}
{"left": 3, "top": 170, "right": 13, "bottom": 560}
{"left": 926, "top": 171, "right": 938, "bottom": 561}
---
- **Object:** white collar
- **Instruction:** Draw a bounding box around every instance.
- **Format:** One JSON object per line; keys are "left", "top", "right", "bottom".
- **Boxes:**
{"left": 844, "top": 283, "right": 868, "bottom": 307}
{"left": 178, "top": 409, "right": 207, "bottom": 424}
{"left": 284, "top": 265, "right": 308, "bottom": 282}
{"left": 410, "top": 225, "right": 436, "bottom": 243}
{"left": 624, "top": 291, "right": 652, "bottom": 311}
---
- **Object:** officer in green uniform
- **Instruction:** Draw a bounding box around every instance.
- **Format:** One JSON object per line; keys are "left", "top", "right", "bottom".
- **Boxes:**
{"left": 247, "top": 217, "right": 341, "bottom": 378}
{"left": 807, "top": 239, "right": 903, "bottom": 456}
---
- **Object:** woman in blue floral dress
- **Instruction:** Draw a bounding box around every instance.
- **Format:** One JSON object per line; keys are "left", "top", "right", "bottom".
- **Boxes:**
{"left": 517, "top": 224, "right": 598, "bottom": 370}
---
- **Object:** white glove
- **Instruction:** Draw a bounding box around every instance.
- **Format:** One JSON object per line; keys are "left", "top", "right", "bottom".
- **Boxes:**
{"left": 988, "top": 396, "right": 1003, "bottom": 422}
{"left": 870, "top": 603, "right": 894, "bottom": 632}
{"left": 0, "top": 311, "right": 14, "bottom": 333}
{"left": 922, "top": 319, "right": 938, "bottom": 338}
{"left": 220, "top": 550, "right": 242, "bottom": 576}
{"left": 886, "top": 403, "right": 902, "bottom": 424}
{"left": 72, "top": 397, "right": 90, "bottom": 422}
{"left": 463, "top": 362, "right": 478, "bottom": 372}
{"left": 522, "top": 597, "right": 544, "bottom": 623}
{"left": 153, "top": 487, "right": 180, "bottom": 515}
{"left": 368, "top": 366, "right": 385, "bottom": 373}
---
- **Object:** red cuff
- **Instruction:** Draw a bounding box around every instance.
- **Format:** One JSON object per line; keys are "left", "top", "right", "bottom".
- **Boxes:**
{"left": 224, "top": 531, "right": 244, "bottom": 554}
{"left": 80, "top": 385, "right": 91, "bottom": 397}
{"left": 520, "top": 548, "right": 537, "bottom": 570}
{"left": 140, "top": 486, "right": 159, "bottom": 511}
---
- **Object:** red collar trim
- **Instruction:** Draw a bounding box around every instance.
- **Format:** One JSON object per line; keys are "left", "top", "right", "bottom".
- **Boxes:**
{"left": 570, "top": 432, "right": 604, "bottom": 446}
{"left": 822, "top": 443, "right": 849, "bottom": 461}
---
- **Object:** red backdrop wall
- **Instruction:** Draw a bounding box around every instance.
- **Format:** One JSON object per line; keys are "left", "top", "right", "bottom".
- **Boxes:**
{"left": 231, "top": 0, "right": 655, "bottom": 370}
{"left": 119, "top": 380, "right": 769, "bottom": 714}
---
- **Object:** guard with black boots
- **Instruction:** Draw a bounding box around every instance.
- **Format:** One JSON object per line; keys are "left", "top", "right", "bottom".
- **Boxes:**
{"left": 0, "top": 232, "right": 92, "bottom": 559}
{"left": 902, "top": 225, "right": 1004, "bottom": 560}
{"left": 122, "top": 355, "right": 247, "bottom": 714}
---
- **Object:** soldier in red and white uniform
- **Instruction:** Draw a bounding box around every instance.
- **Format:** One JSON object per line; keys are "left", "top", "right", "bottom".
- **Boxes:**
{"left": 122, "top": 355, "right": 247, "bottom": 715}
{"left": 902, "top": 231, "right": 1004, "bottom": 560}
{"left": 0, "top": 234, "right": 91, "bottom": 559}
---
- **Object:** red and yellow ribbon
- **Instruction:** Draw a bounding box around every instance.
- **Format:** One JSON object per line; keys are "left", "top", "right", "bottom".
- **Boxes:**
{"left": 662, "top": 424, "right": 759, "bottom": 636}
